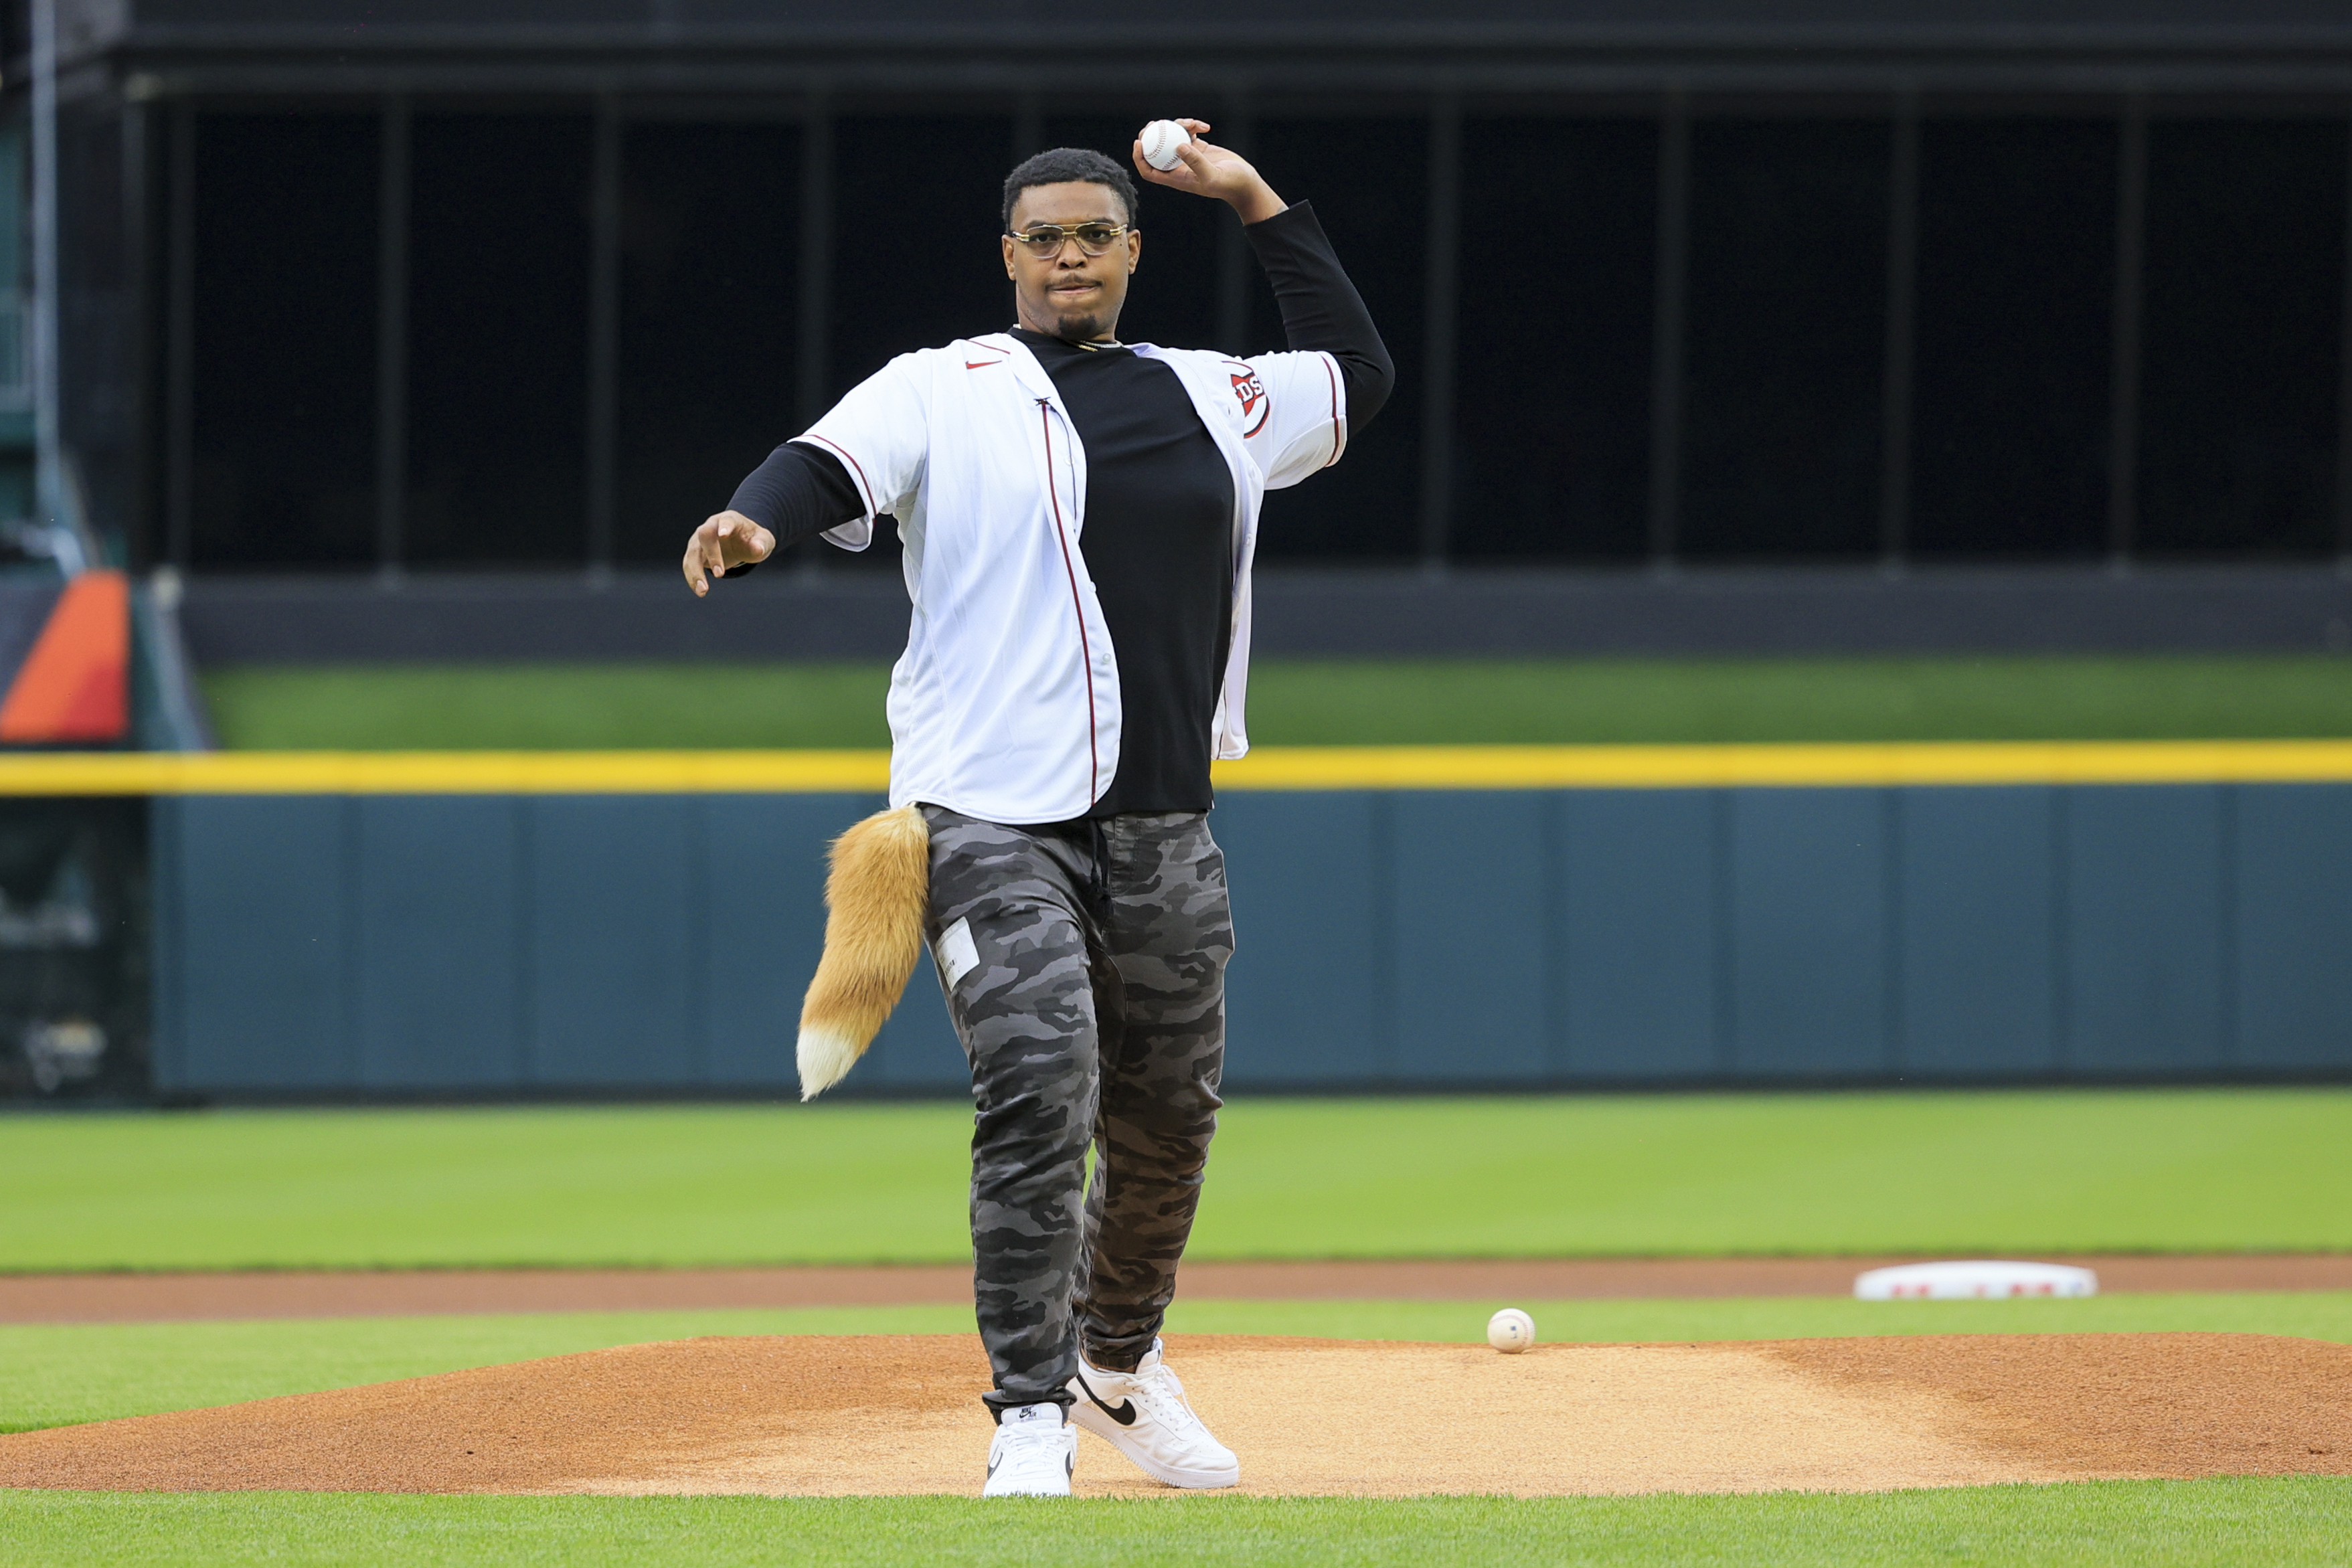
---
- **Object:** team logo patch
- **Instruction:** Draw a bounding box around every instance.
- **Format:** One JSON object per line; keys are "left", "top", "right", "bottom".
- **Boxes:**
{"left": 1230, "top": 369, "right": 1270, "bottom": 435}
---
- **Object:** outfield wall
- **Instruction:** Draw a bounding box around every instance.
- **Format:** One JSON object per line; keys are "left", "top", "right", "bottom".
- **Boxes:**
{"left": 41, "top": 744, "right": 2339, "bottom": 1096}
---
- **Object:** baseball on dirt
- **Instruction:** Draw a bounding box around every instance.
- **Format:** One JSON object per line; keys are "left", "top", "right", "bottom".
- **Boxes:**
{"left": 1487, "top": 1307, "right": 1536, "bottom": 1353}
{"left": 1140, "top": 119, "right": 1193, "bottom": 171}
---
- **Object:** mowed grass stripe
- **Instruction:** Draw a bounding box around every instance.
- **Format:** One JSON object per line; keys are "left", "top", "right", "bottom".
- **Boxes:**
{"left": 3, "top": 1480, "right": 2347, "bottom": 1567}
{"left": 199, "top": 655, "right": 2352, "bottom": 752}
{"left": 7, "top": 1294, "right": 2351, "bottom": 1433}
{"left": 2, "top": 1092, "right": 2345, "bottom": 1272}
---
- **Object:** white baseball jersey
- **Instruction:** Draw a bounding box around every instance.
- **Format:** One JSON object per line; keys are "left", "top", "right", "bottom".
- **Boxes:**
{"left": 795, "top": 330, "right": 1347, "bottom": 825}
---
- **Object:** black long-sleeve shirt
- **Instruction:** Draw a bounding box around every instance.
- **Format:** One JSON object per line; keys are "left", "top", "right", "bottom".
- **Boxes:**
{"left": 724, "top": 200, "right": 1391, "bottom": 816}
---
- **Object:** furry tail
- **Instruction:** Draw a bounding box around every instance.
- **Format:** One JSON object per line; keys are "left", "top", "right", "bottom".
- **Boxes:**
{"left": 796, "top": 804, "right": 931, "bottom": 1101}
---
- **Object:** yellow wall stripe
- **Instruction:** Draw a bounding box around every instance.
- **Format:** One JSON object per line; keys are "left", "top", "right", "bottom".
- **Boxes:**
{"left": 1215, "top": 740, "right": 2352, "bottom": 789}
{"left": 0, "top": 751, "right": 894, "bottom": 795}
{"left": 3, "top": 739, "right": 2352, "bottom": 794}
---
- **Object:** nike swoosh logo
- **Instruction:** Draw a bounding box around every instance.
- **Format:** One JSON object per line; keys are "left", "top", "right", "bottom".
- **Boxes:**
{"left": 1074, "top": 1370, "right": 1137, "bottom": 1426}
{"left": 966, "top": 360, "right": 1003, "bottom": 369}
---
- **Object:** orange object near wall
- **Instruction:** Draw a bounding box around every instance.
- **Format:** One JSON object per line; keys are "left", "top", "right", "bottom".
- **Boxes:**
{"left": 0, "top": 571, "right": 130, "bottom": 743}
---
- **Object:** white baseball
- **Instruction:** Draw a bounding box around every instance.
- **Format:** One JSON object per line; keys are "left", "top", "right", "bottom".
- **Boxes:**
{"left": 1139, "top": 120, "right": 1192, "bottom": 172}
{"left": 1487, "top": 1307, "right": 1536, "bottom": 1354}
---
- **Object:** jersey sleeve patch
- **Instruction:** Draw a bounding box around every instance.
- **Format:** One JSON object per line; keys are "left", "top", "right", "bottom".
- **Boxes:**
{"left": 1230, "top": 367, "right": 1270, "bottom": 437}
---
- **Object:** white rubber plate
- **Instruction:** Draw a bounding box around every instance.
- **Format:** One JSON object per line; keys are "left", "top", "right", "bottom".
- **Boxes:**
{"left": 1854, "top": 1260, "right": 2099, "bottom": 1300}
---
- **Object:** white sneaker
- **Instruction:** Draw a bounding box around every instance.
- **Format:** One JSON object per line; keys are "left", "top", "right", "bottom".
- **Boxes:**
{"left": 982, "top": 1401, "right": 1076, "bottom": 1497}
{"left": 1068, "top": 1338, "right": 1240, "bottom": 1488}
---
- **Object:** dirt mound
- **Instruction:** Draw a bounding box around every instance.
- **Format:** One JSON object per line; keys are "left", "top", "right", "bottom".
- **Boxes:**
{"left": 2, "top": 1332, "right": 2346, "bottom": 1498}
{"left": 1772, "top": 1333, "right": 2352, "bottom": 1480}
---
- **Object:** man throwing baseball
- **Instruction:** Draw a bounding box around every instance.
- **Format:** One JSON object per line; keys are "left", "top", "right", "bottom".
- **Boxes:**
{"left": 683, "top": 122, "right": 1391, "bottom": 1496}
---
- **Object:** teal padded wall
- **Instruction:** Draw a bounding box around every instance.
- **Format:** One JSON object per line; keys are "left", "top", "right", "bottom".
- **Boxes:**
{"left": 150, "top": 782, "right": 2352, "bottom": 1094}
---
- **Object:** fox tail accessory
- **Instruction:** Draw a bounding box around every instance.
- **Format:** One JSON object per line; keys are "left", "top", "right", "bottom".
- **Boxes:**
{"left": 796, "top": 804, "right": 931, "bottom": 1100}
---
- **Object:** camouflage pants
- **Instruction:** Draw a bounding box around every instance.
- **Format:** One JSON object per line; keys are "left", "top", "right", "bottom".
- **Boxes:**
{"left": 918, "top": 805, "right": 1231, "bottom": 1416}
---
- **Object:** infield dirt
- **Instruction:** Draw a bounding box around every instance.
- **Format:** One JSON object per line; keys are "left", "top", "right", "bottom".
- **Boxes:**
{"left": 7, "top": 1254, "right": 2349, "bottom": 1322}
{"left": 2, "top": 1332, "right": 2345, "bottom": 1498}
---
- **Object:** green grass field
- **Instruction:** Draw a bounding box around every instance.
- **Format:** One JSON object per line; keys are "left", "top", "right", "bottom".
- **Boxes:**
{"left": 7, "top": 1481, "right": 2345, "bottom": 1568}
{"left": 199, "top": 655, "right": 2352, "bottom": 750}
{"left": 9, "top": 1094, "right": 2348, "bottom": 1563}
{"left": 8, "top": 1298, "right": 2351, "bottom": 1563}
{"left": 4, "top": 1090, "right": 2347, "bottom": 1271}
{"left": 6, "top": 1297, "right": 2349, "bottom": 1564}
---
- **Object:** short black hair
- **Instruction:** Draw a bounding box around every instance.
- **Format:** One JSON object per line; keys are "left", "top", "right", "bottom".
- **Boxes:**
{"left": 1002, "top": 147, "right": 1139, "bottom": 232}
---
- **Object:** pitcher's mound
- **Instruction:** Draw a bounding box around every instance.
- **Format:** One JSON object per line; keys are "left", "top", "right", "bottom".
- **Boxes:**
{"left": 3, "top": 1333, "right": 2347, "bottom": 1498}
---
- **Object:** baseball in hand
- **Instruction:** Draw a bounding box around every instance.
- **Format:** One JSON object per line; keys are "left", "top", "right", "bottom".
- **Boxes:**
{"left": 1487, "top": 1308, "right": 1536, "bottom": 1354}
{"left": 1139, "top": 120, "right": 1192, "bottom": 172}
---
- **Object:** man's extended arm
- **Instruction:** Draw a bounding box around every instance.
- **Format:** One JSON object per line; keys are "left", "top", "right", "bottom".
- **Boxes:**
{"left": 681, "top": 441, "right": 863, "bottom": 592}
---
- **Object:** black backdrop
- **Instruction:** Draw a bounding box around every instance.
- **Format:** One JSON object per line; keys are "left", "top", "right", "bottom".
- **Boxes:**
{"left": 169, "top": 100, "right": 2352, "bottom": 572}
{"left": 45, "top": 0, "right": 2352, "bottom": 574}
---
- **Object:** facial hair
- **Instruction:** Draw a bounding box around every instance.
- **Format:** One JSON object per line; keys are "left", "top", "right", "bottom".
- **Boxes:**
{"left": 1047, "top": 302, "right": 1110, "bottom": 341}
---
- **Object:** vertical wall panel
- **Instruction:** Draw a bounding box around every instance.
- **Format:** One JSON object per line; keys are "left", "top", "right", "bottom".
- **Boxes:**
{"left": 174, "top": 796, "right": 352, "bottom": 1087}
{"left": 1898, "top": 786, "right": 2060, "bottom": 1075}
{"left": 2137, "top": 120, "right": 2345, "bottom": 555}
{"left": 1454, "top": 117, "right": 1658, "bottom": 560}
{"left": 1215, "top": 793, "right": 1385, "bottom": 1087}
{"left": 2234, "top": 784, "right": 2352, "bottom": 1069}
{"left": 701, "top": 792, "right": 839, "bottom": 1090}
{"left": 1246, "top": 117, "right": 1428, "bottom": 561}
{"left": 188, "top": 114, "right": 380, "bottom": 567}
{"left": 865, "top": 981, "right": 971, "bottom": 1093}
{"left": 147, "top": 798, "right": 186, "bottom": 1087}
{"left": 615, "top": 122, "right": 801, "bottom": 565}
{"left": 407, "top": 114, "right": 594, "bottom": 563}
{"left": 819, "top": 114, "right": 1012, "bottom": 576}
{"left": 1681, "top": 120, "right": 1889, "bottom": 558}
{"left": 1389, "top": 791, "right": 1547, "bottom": 1083}
{"left": 2064, "top": 785, "right": 2226, "bottom": 1073}
{"left": 831, "top": 116, "right": 1011, "bottom": 392}
{"left": 353, "top": 796, "right": 524, "bottom": 1088}
{"left": 1910, "top": 119, "right": 2115, "bottom": 559}
{"left": 1730, "top": 789, "right": 1889, "bottom": 1074}
{"left": 853, "top": 802, "right": 969, "bottom": 1094}
{"left": 1556, "top": 789, "right": 1718, "bottom": 1079}
{"left": 525, "top": 796, "right": 699, "bottom": 1086}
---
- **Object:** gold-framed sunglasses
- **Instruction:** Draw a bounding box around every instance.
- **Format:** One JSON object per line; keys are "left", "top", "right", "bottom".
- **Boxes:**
{"left": 1006, "top": 222, "right": 1132, "bottom": 257}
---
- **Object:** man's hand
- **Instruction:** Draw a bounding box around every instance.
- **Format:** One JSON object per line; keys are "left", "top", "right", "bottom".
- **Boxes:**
{"left": 683, "top": 510, "right": 776, "bottom": 597}
{"left": 1131, "top": 120, "right": 1288, "bottom": 226}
